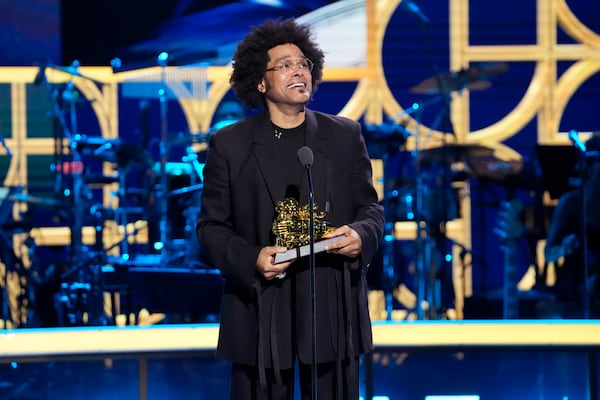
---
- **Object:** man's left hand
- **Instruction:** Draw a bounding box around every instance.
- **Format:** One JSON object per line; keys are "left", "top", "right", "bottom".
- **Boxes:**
{"left": 323, "top": 225, "right": 362, "bottom": 258}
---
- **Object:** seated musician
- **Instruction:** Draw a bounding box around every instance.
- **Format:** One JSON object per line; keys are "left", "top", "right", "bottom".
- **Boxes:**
{"left": 544, "top": 133, "right": 600, "bottom": 317}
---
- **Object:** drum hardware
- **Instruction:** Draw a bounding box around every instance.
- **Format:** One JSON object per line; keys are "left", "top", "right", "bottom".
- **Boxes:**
{"left": 24, "top": 58, "right": 216, "bottom": 326}
{"left": 35, "top": 61, "right": 94, "bottom": 270}
{"left": 77, "top": 134, "right": 153, "bottom": 260}
{"left": 57, "top": 248, "right": 108, "bottom": 326}
{"left": 156, "top": 53, "right": 173, "bottom": 265}
{"left": 168, "top": 183, "right": 203, "bottom": 197}
{"left": 36, "top": 64, "right": 145, "bottom": 326}
{"left": 402, "top": 64, "right": 508, "bottom": 317}
{"left": 363, "top": 121, "right": 412, "bottom": 160}
{"left": 119, "top": 54, "right": 209, "bottom": 266}
{"left": 55, "top": 280, "right": 94, "bottom": 326}
{"left": 76, "top": 135, "right": 153, "bottom": 169}
{"left": 379, "top": 99, "right": 486, "bottom": 319}
{"left": 160, "top": 145, "right": 205, "bottom": 266}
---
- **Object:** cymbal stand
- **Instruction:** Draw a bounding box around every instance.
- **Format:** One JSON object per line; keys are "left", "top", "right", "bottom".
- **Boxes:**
{"left": 413, "top": 146, "right": 434, "bottom": 320}
{"left": 65, "top": 81, "right": 86, "bottom": 267}
{"left": 420, "top": 15, "right": 461, "bottom": 319}
{"left": 38, "top": 68, "right": 87, "bottom": 268}
{"left": 380, "top": 150, "right": 398, "bottom": 320}
{"left": 117, "top": 168, "right": 130, "bottom": 258}
{"left": 182, "top": 145, "right": 204, "bottom": 265}
{"left": 39, "top": 65, "right": 110, "bottom": 326}
{"left": 391, "top": 104, "right": 437, "bottom": 320}
{"left": 157, "top": 53, "right": 170, "bottom": 263}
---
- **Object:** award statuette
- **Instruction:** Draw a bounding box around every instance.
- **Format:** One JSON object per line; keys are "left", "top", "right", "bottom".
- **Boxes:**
{"left": 272, "top": 198, "right": 343, "bottom": 263}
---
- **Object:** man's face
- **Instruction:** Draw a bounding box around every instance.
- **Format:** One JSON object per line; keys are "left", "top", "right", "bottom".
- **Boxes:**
{"left": 259, "top": 43, "right": 313, "bottom": 108}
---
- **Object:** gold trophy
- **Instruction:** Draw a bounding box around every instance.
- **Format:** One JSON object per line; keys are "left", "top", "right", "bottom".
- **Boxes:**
{"left": 272, "top": 198, "right": 341, "bottom": 263}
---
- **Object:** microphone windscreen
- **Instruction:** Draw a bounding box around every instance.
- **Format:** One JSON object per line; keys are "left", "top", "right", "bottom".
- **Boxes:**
{"left": 297, "top": 146, "right": 314, "bottom": 167}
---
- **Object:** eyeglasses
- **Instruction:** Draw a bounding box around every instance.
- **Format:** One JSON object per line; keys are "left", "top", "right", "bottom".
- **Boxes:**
{"left": 265, "top": 57, "right": 314, "bottom": 74}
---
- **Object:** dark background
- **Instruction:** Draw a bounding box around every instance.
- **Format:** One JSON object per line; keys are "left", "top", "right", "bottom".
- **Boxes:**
{"left": 3, "top": 0, "right": 600, "bottom": 303}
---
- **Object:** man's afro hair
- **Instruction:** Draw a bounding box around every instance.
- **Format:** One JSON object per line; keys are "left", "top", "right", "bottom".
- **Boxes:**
{"left": 229, "top": 18, "right": 325, "bottom": 109}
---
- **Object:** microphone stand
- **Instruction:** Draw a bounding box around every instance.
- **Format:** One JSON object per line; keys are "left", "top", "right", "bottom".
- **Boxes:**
{"left": 305, "top": 163, "right": 318, "bottom": 400}
{"left": 157, "top": 52, "right": 170, "bottom": 264}
{"left": 298, "top": 146, "right": 318, "bottom": 400}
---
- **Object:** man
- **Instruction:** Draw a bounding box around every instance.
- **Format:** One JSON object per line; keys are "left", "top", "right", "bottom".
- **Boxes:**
{"left": 196, "top": 18, "right": 384, "bottom": 399}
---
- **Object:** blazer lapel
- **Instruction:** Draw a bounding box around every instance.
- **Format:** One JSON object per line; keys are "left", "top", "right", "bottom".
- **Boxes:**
{"left": 253, "top": 113, "right": 286, "bottom": 205}
{"left": 301, "top": 110, "right": 329, "bottom": 211}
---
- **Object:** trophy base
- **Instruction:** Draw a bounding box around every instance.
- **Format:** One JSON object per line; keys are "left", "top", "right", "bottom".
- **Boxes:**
{"left": 273, "top": 236, "right": 344, "bottom": 264}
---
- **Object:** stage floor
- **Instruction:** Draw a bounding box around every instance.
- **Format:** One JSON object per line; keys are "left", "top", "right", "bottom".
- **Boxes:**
{"left": 1, "top": 320, "right": 599, "bottom": 399}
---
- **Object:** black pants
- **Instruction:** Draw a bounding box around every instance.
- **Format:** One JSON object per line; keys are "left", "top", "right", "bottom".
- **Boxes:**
{"left": 229, "top": 358, "right": 360, "bottom": 400}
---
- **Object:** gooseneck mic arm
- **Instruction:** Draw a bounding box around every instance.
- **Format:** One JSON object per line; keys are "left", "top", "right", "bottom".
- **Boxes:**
{"left": 297, "top": 145, "right": 318, "bottom": 400}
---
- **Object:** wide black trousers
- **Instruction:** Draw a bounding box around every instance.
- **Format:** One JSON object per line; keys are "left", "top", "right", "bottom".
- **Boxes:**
{"left": 229, "top": 358, "right": 360, "bottom": 400}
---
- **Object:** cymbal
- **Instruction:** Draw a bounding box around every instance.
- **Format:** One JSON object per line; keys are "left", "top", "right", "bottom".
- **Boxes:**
{"left": 410, "top": 63, "right": 508, "bottom": 95}
{"left": 468, "top": 157, "right": 530, "bottom": 187}
{"left": 420, "top": 144, "right": 494, "bottom": 164}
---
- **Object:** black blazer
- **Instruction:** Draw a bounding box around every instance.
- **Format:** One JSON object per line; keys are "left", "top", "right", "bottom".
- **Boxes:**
{"left": 197, "top": 108, "right": 384, "bottom": 368}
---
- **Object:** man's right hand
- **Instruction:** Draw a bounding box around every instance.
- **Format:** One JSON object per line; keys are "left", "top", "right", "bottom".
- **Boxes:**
{"left": 256, "top": 246, "right": 293, "bottom": 280}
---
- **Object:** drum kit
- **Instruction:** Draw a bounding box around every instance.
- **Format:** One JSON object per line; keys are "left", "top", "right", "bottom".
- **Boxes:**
{"left": 0, "top": 61, "right": 216, "bottom": 327}
{"left": 364, "top": 62, "right": 508, "bottom": 320}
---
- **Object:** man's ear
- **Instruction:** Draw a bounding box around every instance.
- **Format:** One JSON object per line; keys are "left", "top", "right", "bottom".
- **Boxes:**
{"left": 257, "top": 80, "right": 266, "bottom": 93}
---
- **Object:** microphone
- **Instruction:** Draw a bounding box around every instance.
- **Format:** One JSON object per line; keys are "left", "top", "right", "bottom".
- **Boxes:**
{"left": 399, "top": 0, "right": 430, "bottom": 24}
{"left": 297, "top": 146, "right": 314, "bottom": 168}
{"left": 568, "top": 129, "right": 586, "bottom": 153}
